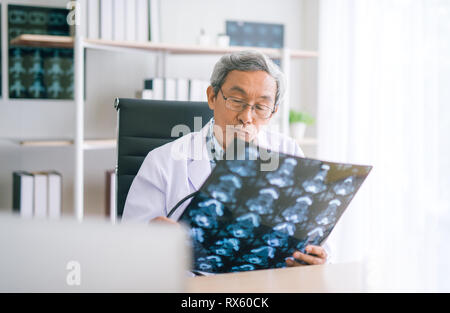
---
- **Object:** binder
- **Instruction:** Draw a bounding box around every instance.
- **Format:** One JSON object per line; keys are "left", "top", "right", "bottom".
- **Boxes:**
{"left": 32, "top": 172, "right": 48, "bottom": 219}
{"left": 149, "top": 0, "right": 160, "bottom": 42}
{"left": 124, "top": 0, "right": 136, "bottom": 41}
{"left": 135, "top": 0, "right": 149, "bottom": 42}
{"left": 176, "top": 78, "right": 190, "bottom": 101}
{"left": 140, "top": 78, "right": 163, "bottom": 99}
{"left": 190, "top": 79, "right": 208, "bottom": 102}
{"left": 201, "top": 81, "right": 210, "bottom": 102}
{"left": 152, "top": 78, "right": 164, "bottom": 100}
{"left": 164, "top": 78, "right": 177, "bottom": 101}
{"left": 113, "top": 0, "right": 125, "bottom": 41}
{"left": 47, "top": 171, "right": 62, "bottom": 220}
{"left": 100, "top": 0, "right": 113, "bottom": 40}
{"left": 136, "top": 89, "right": 154, "bottom": 99}
{"left": 77, "top": 0, "right": 88, "bottom": 38}
{"left": 12, "top": 171, "right": 34, "bottom": 218}
{"left": 87, "top": 0, "right": 100, "bottom": 39}
{"left": 105, "top": 170, "right": 117, "bottom": 223}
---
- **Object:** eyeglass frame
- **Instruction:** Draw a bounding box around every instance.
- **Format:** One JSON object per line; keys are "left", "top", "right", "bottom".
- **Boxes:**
{"left": 218, "top": 87, "right": 276, "bottom": 119}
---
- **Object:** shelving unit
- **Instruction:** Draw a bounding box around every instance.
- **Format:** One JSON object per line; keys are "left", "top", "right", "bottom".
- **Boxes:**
{"left": 11, "top": 138, "right": 116, "bottom": 150}
{"left": 11, "top": 137, "right": 316, "bottom": 149}
{"left": 10, "top": 33, "right": 319, "bottom": 221}
{"left": 11, "top": 34, "right": 319, "bottom": 58}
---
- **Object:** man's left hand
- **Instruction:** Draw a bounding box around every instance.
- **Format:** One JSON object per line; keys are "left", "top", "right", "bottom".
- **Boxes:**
{"left": 286, "top": 245, "right": 327, "bottom": 267}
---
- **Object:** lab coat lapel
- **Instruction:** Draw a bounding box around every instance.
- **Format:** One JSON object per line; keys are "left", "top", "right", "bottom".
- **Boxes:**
{"left": 187, "top": 124, "right": 212, "bottom": 191}
{"left": 188, "top": 158, "right": 211, "bottom": 190}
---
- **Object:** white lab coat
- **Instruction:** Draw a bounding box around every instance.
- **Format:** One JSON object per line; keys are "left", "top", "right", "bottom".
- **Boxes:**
{"left": 122, "top": 122, "right": 305, "bottom": 223}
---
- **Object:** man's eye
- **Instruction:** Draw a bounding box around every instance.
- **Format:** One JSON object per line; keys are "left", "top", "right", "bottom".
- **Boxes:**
{"left": 231, "top": 99, "right": 246, "bottom": 105}
{"left": 255, "top": 105, "right": 270, "bottom": 111}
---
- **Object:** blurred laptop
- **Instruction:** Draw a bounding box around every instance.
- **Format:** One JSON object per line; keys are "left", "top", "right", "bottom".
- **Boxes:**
{"left": 0, "top": 213, "right": 190, "bottom": 292}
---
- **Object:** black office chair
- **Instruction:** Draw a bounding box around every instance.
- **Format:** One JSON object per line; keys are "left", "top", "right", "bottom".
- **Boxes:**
{"left": 114, "top": 98, "right": 213, "bottom": 217}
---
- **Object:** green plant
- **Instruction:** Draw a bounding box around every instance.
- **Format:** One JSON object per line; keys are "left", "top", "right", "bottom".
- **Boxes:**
{"left": 289, "top": 110, "right": 315, "bottom": 125}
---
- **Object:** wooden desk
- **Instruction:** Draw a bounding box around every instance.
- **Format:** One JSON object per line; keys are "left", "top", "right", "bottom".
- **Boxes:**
{"left": 188, "top": 262, "right": 366, "bottom": 293}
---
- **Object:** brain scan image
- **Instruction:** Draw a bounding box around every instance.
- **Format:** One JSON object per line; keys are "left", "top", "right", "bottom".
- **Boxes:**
{"left": 315, "top": 199, "right": 341, "bottom": 226}
{"left": 302, "top": 164, "right": 330, "bottom": 194}
{"left": 237, "top": 213, "right": 261, "bottom": 227}
{"left": 282, "top": 196, "right": 312, "bottom": 223}
{"left": 213, "top": 238, "right": 240, "bottom": 256}
{"left": 198, "top": 199, "right": 224, "bottom": 216}
{"left": 226, "top": 213, "right": 260, "bottom": 239}
{"left": 242, "top": 246, "right": 276, "bottom": 266}
{"left": 263, "top": 231, "right": 289, "bottom": 248}
{"left": 179, "top": 143, "right": 372, "bottom": 274}
{"left": 273, "top": 222, "right": 296, "bottom": 236}
{"left": 190, "top": 227, "right": 205, "bottom": 243}
{"left": 227, "top": 160, "right": 258, "bottom": 177}
{"left": 245, "top": 188, "right": 279, "bottom": 215}
{"left": 266, "top": 158, "right": 297, "bottom": 187}
{"left": 231, "top": 264, "right": 255, "bottom": 272}
{"left": 333, "top": 177, "right": 356, "bottom": 196}
{"left": 207, "top": 174, "right": 242, "bottom": 203}
{"left": 197, "top": 255, "right": 224, "bottom": 272}
{"left": 190, "top": 209, "right": 217, "bottom": 229}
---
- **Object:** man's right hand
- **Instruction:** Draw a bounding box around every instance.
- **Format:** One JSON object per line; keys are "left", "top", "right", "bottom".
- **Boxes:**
{"left": 151, "top": 216, "right": 179, "bottom": 225}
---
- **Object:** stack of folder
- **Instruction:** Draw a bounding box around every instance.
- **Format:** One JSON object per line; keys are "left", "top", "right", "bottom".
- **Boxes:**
{"left": 12, "top": 171, "right": 62, "bottom": 219}
{"left": 138, "top": 78, "right": 210, "bottom": 102}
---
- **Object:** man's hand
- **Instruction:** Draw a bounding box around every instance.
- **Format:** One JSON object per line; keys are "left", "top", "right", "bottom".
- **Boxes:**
{"left": 286, "top": 245, "right": 327, "bottom": 267}
{"left": 151, "top": 216, "right": 179, "bottom": 225}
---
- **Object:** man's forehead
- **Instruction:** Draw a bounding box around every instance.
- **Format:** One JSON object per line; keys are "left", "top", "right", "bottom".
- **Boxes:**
{"left": 222, "top": 70, "right": 277, "bottom": 96}
{"left": 223, "top": 70, "right": 275, "bottom": 82}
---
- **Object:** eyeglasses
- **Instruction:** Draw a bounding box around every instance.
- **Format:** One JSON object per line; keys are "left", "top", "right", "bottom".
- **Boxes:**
{"left": 219, "top": 87, "right": 275, "bottom": 119}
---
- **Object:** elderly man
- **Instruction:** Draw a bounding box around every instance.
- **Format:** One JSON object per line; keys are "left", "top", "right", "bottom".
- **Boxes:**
{"left": 122, "top": 50, "right": 328, "bottom": 267}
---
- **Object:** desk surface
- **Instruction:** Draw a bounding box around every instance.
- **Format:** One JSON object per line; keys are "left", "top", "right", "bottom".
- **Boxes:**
{"left": 187, "top": 262, "right": 366, "bottom": 293}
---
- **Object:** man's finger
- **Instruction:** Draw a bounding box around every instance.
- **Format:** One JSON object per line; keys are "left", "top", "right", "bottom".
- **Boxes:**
{"left": 151, "top": 216, "right": 179, "bottom": 225}
{"left": 286, "top": 257, "right": 305, "bottom": 267}
{"left": 293, "top": 251, "right": 325, "bottom": 265}
{"left": 306, "top": 245, "right": 327, "bottom": 259}
{"left": 285, "top": 258, "right": 296, "bottom": 267}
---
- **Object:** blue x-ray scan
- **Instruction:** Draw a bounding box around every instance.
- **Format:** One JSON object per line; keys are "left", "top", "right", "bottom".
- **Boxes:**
{"left": 179, "top": 142, "right": 372, "bottom": 274}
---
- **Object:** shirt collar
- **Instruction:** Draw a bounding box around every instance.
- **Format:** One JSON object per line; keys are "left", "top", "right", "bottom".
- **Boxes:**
{"left": 206, "top": 118, "right": 224, "bottom": 166}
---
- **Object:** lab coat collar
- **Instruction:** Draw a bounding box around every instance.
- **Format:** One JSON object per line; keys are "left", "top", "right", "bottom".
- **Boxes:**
{"left": 186, "top": 123, "right": 212, "bottom": 190}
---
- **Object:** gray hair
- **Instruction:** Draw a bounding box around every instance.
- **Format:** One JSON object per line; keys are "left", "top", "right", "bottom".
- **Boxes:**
{"left": 210, "top": 50, "right": 285, "bottom": 108}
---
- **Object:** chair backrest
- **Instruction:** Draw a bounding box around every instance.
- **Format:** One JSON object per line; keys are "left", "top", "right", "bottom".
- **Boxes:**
{"left": 114, "top": 98, "right": 213, "bottom": 217}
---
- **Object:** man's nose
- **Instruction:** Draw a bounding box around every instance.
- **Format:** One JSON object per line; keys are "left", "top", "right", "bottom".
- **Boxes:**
{"left": 238, "top": 105, "right": 254, "bottom": 124}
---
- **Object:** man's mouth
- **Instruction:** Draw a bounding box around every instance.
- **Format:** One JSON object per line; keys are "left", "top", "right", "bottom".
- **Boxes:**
{"left": 231, "top": 125, "right": 256, "bottom": 134}
{"left": 235, "top": 128, "right": 250, "bottom": 134}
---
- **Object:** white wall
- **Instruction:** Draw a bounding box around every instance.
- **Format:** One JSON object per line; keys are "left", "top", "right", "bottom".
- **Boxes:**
{"left": 0, "top": 0, "right": 319, "bottom": 217}
{"left": 299, "top": 0, "right": 319, "bottom": 157}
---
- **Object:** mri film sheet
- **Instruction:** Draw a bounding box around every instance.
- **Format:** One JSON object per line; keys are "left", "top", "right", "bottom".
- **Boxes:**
{"left": 179, "top": 152, "right": 372, "bottom": 274}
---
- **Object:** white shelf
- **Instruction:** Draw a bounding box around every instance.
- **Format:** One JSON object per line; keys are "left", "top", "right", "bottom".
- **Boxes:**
{"left": 10, "top": 34, "right": 74, "bottom": 48}
{"left": 10, "top": 33, "right": 318, "bottom": 221}
{"left": 10, "top": 34, "right": 319, "bottom": 59}
{"left": 83, "top": 139, "right": 116, "bottom": 150}
{"left": 17, "top": 139, "right": 73, "bottom": 147}
{"left": 14, "top": 137, "right": 314, "bottom": 148}
{"left": 10, "top": 138, "right": 117, "bottom": 150}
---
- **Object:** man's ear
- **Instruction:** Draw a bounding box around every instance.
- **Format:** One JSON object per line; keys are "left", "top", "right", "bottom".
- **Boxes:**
{"left": 207, "top": 85, "right": 217, "bottom": 110}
